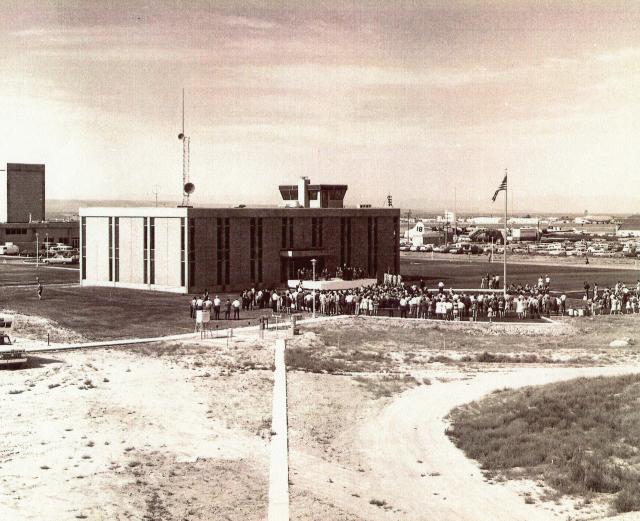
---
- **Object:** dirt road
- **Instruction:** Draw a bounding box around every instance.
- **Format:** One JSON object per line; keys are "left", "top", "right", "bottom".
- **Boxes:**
{"left": 356, "top": 365, "right": 640, "bottom": 521}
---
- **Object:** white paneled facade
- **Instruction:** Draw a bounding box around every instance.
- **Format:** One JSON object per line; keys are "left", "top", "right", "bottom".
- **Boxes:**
{"left": 80, "top": 208, "right": 188, "bottom": 293}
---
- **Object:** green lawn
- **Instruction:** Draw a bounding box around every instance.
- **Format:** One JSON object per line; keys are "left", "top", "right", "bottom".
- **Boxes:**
{"left": 0, "top": 260, "right": 79, "bottom": 285}
{"left": 2, "top": 285, "right": 278, "bottom": 341}
{"left": 448, "top": 374, "right": 640, "bottom": 513}
{"left": 401, "top": 255, "right": 640, "bottom": 295}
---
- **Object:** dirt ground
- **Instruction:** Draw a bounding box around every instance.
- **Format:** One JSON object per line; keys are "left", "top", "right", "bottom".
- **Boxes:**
{"left": 0, "top": 337, "right": 273, "bottom": 521}
{"left": 4, "top": 311, "right": 640, "bottom": 521}
{"left": 287, "top": 316, "right": 640, "bottom": 521}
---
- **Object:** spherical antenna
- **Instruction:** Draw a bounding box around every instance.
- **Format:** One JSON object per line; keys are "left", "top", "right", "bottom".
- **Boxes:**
{"left": 178, "top": 132, "right": 184, "bottom": 140}
{"left": 184, "top": 182, "right": 195, "bottom": 194}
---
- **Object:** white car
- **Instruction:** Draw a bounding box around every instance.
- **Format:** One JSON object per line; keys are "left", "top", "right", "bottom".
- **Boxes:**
{"left": 42, "top": 255, "right": 76, "bottom": 265}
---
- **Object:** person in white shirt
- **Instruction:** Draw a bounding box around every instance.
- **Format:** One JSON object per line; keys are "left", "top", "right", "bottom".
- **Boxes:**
{"left": 399, "top": 296, "right": 408, "bottom": 318}
{"left": 213, "top": 296, "right": 221, "bottom": 320}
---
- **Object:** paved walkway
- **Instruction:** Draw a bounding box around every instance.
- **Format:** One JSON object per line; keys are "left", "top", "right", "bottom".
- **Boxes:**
{"left": 23, "top": 331, "right": 200, "bottom": 353}
{"left": 21, "top": 314, "right": 339, "bottom": 354}
{"left": 268, "top": 338, "right": 289, "bottom": 521}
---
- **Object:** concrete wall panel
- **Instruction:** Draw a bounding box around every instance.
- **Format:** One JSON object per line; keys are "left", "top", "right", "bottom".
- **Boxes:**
{"left": 118, "top": 217, "right": 144, "bottom": 284}
{"left": 153, "top": 217, "right": 182, "bottom": 288}
{"left": 85, "top": 217, "right": 109, "bottom": 281}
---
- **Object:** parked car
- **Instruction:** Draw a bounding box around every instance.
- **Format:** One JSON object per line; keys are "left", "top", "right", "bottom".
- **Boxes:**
{"left": 42, "top": 255, "right": 76, "bottom": 265}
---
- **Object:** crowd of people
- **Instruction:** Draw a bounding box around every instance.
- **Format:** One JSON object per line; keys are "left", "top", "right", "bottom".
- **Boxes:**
{"left": 190, "top": 292, "right": 242, "bottom": 323}
{"left": 579, "top": 280, "right": 640, "bottom": 315}
{"left": 296, "top": 264, "right": 368, "bottom": 282}
{"left": 480, "top": 273, "right": 502, "bottom": 289}
{"left": 189, "top": 275, "right": 640, "bottom": 325}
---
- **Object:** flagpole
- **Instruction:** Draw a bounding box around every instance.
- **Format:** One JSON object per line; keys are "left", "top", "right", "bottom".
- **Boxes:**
{"left": 504, "top": 168, "right": 508, "bottom": 298}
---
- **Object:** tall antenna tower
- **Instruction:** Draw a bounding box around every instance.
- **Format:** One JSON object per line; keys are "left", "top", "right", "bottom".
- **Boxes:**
{"left": 178, "top": 88, "right": 194, "bottom": 207}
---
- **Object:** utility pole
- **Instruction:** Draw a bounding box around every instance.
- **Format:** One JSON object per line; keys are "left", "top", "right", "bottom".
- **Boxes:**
{"left": 153, "top": 184, "right": 160, "bottom": 207}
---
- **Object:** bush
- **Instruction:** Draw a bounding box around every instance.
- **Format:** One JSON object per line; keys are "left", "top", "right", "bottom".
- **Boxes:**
{"left": 614, "top": 482, "right": 640, "bottom": 513}
{"left": 564, "top": 450, "right": 625, "bottom": 494}
{"left": 448, "top": 374, "right": 640, "bottom": 512}
{"left": 284, "top": 347, "right": 347, "bottom": 373}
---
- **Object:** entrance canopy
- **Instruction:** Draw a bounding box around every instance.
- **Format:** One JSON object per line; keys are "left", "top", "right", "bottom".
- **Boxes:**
{"left": 288, "top": 278, "right": 377, "bottom": 291}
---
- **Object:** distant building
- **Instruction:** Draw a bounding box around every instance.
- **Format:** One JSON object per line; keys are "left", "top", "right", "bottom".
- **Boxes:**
{"left": 0, "top": 163, "right": 45, "bottom": 223}
{"left": 0, "top": 162, "right": 78, "bottom": 252}
{"left": 443, "top": 211, "right": 456, "bottom": 224}
{"left": 511, "top": 228, "right": 540, "bottom": 242}
{"left": 0, "top": 222, "right": 79, "bottom": 252}
{"left": 575, "top": 215, "right": 614, "bottom": 225}
{"left": 80, "top": 180, "right": 400, "bottom": 293}
{"left": 468, "top": 216, "right": 501, "bottom": 225}
{"left": 617, "top": 215, "right": 640, "bottom": 237}
{"left": 508, "top": 217, "right": 539, "bottom": 226}
{"left": 584, "top": 215, "right": 614, "bottom": 224}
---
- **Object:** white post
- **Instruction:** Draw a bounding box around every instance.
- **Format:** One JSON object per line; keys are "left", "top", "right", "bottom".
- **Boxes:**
{"left": 35, "top": 233, "right": 39, "bottom": 268}
{"left": 311, "top": 258, "right": 317, "bottom": 318}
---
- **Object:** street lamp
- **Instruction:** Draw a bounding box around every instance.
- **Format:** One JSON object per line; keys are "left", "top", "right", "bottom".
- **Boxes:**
{"left": 45, "top": 233, "right": 49, "bottom": 259}
{"left": 311, "top": 258, "right": 317, "bottom": 318}
{"left": 35, "top": 232, "right": 39, "bottom": 268}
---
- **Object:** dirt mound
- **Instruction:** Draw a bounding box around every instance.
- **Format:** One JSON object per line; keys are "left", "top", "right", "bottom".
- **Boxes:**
{"left": 8, "top": 312, "right": 86, "bottom": 343}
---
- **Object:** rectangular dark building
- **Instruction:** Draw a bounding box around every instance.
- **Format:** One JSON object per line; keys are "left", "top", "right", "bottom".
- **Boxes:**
{"left": 79, "top": 206, "right": 400, "bottom": 294}
{"left": 0, "top": 163, "right": 46, "bottom": 223}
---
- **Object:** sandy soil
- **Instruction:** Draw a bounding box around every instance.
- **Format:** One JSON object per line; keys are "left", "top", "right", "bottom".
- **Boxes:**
{"left": 287, "top": 316, "right": 640, "bottom": 521}
{"left": 288, "top": 364, "right": 640, "bottom": 521}
{"left": 4, "top": 313, "right": 640, "bottom": 521}
{"left": 0, "top": 338, "right": 273, "bottom": 521}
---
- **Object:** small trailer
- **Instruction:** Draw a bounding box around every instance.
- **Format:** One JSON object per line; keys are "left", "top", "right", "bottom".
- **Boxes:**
{"left": 0, "top": 314, "right": 27, "bottom": 368}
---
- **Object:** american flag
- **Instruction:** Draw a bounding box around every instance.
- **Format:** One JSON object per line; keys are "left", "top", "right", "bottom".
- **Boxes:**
{"left": 492, "top": 174, "right": 507, "bottom": 202}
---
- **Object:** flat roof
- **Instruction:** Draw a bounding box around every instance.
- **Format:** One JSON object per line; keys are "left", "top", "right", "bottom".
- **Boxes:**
{"left": 79, "top": 207, "right": 188, "bottom": 218}
{"left": 79, "top": 206, "right": 399, "bottom": 218}
{"left": 278, "top": 184, "right": 348, "bottom": 190}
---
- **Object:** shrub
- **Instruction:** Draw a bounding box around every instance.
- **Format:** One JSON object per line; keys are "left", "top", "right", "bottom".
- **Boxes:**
{"left": 564, "top": 451, "right": 624, "bottom": 494}
{"left": 284, "top": 347, "right": 347, "bottom": 373}
{"left": 614, "top": 482, "right": 640, "bottom": 513}
{"left": 449, "top": 374, "right": 640, "bottom": 513}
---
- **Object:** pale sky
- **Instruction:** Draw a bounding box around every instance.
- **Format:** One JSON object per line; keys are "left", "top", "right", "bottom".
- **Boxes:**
{"left": 1, "top": 0, "right": 639, "bottom": 213}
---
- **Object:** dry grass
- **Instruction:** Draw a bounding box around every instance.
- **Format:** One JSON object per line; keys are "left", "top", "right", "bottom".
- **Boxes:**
{"left": 352, "top": 373, "right": 422, "bottom": 398}
{"left": 10, "top": 313, "right": 86, "bottom": 343}
{"left": 294, "top": 316, "right": 640, "bottom": 372}
{"left": 448, "top": 374, "right": 640, "bottom": 513}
